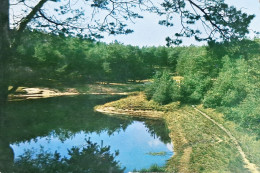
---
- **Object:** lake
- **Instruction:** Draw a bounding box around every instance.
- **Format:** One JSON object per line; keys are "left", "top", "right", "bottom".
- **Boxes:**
{"left": 1, "top": 95, "right": 173, "bottom": 172}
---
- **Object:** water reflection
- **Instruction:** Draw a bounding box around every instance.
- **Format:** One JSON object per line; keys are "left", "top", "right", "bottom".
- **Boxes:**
{"left": 1, "top": 95, "right": 172, "bottom": 172}
{"left": 13, "top": 139, "right": 124, "bottom": 173}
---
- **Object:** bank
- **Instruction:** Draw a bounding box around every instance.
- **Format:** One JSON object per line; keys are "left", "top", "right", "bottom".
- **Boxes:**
{"left": 95, "top": 93, "right": 260, "bottom": 173}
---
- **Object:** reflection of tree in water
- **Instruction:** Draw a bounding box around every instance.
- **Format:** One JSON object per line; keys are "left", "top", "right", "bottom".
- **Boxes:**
{"left": 142, "top": 119, "right": 171, "bottom": 144}
{"left": 4, "top": 95, "right": 132, "bottom": 143}
{"left": 0, "top": 95, "right": 129, "bottom": 173}
{"left": 4, "top": 94, "right": 171, "bottom": 144}
{"left": 0, "top": 95, "right": 172, "bottom": 172}
{"left": 12, "top": 139, "right": 124, "bottom": 173}
{"left": 0, "top": 139, "right": 14, "bottom": 173}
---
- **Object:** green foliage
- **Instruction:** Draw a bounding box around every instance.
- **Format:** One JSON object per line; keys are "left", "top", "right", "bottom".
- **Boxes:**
{"left": 145, "top": 71, "right": 180, "bottom": 105}
{"left": 151, "top": 72, "right": 172, "bottom": 104}
{"left": 161, "top": 0, "right": 255, "bottom": 45}
{"left": 133, "top": 164, "right": 165, "bottom": 172}
{"left": 145, "top": 72, "right": 162, "bottom": 101}
{"left": 12, "top": 30, "right": 260, "bottom": 138}
{"left": 167, "top": 47, "right": 183, "bottom": 72}
{"left": 180, "top": 74, "right": 212, "bottom": 104}
{"left": 226, "top": 94, "right": 260, "bottom": 136}
{"left": 173, "top": 46, "right": 214, "bottom": 103}
{"left": 203, "top": 56, "right": 248, "bottom": 108}
{"left": 154, "top": 46, "right": 169, "bottom": 66}
{"left": 14, "top": 31, "right": 155, "bottom": 86}
{"left": 176, "top": 46, "right": 219, "bottom": 77}
{"left": 203, "top": 41, "right": 260, "bottom": 137}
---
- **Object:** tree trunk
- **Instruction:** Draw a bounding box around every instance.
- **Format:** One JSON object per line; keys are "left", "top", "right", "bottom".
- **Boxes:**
{"left": 0, "top": 0, "right": 10, "bottom": 117}
{"left": 0, "top": 139, "right": 14, "bottom": 172}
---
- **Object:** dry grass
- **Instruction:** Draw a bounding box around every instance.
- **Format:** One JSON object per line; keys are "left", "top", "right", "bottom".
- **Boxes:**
{"left": 197, "top": 105, "right": 260, "bottom": 172}
{"left": 164, "top": 106, "right": 249, "bottom": 173}
{"left": 96, "top": 93, "right": 180, "bottom": 112}
{"left": 88, "top": 83, "right": 144, "bottom": 94}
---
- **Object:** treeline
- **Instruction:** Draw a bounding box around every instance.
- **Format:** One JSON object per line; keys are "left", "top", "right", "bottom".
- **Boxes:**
{"left": 11, "top": 30, "right": 260, "bottom": 137}
{"left": 145, "top": 39, "right": 260, "bottom": 137}
{"left": 11, "top": 30, "right": 179, "bottom": 87}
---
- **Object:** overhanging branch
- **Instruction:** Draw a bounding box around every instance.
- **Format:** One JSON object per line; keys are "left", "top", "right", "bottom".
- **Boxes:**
{"left": 18, "top": 0, "right": 48, "bottom": 33}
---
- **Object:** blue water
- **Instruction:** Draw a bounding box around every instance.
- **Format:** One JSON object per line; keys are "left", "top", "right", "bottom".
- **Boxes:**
{"left": 11, "top": 121, "right": 173, "bottom": 172}
{"left": 4, "top": 95, "right": 173, "bottom": 172}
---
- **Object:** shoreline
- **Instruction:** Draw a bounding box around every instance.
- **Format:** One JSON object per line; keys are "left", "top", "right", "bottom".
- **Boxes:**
{"left": 95, "top": 93, "right": 260, "bottom": 173}
{"left": 8, "top": 87, "right": 260, "bottom": 172}
{"left": 8, "top": 87, "right": 80, "bottom": 101}
{"left": 8, "top": 84, "right": 138, "bottom": 101}
{"left": 95, "top": 106, "right": 164, "bottom": 119}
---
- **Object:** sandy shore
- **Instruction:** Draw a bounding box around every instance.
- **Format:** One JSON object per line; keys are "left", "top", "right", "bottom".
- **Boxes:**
{"left": 9, "top": 87, "right": 80, "bottom": 100}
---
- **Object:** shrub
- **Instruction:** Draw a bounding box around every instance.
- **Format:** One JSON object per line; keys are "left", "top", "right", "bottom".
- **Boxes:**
{"left": 145, "top": 71, "right": 180, "bottom": 105}
{"left": 203, "top": 56, "right": 248, "bottom": 108}
{"left": 180, "top": 74, "right": 212, "bottom": 104}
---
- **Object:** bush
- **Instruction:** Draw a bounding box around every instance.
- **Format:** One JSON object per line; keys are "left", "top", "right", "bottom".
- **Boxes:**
{"left": 145, "top": 72, "right": 162, "bottom": 100}
{"left": 225, "top": 94, "right": 260, "bottom": 137}
{"left": 203, "top": 56, "right": 248, "bottom": 108}
{"left": 180, "top": 74, "right": 212, "bottom": 104}
{"left": 133, "top": 164, "right": 165, "bottom": 172}
{"left": 145, "top": 71, "right": 180, "bottom": 105}
{"left": 151, "top": 72, "right": 173, "bottom": 104}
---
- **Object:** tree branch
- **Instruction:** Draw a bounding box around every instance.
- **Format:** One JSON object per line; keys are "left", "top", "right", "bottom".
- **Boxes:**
{"left": 186, "top": 0, "right": 227, "bottom": 39}
{"left": 17, "top": 0, "right": 48, "bottom": 33}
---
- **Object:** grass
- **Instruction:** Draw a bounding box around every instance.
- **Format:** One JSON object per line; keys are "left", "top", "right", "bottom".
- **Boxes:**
{"left": 95, "top": 93, "right": 180, "bottom": 119}
{"left": 146, "top": 151, "right": 167, "bottom": 156}
{"left": 172, "top": 76, "right": 184, "bottom": 84}
{"left": 196, "top": 105, "right": 260, "bottom": 170}
{"left": 164, "top": 106, "right": 248, "bottom": 173}
{"left": 95, "top": 92, "right": 259, "bottom": 173}
{"left": 88, "top": 82, "right": 145, "bottom": 94}
{"left": 132, "top": 164, "right": 165, "bottom": 172}
{"left": 98, "top": 93, "right": 180, "bottom": 112}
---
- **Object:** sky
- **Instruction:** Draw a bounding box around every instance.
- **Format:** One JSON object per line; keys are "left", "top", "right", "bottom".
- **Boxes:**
{"left": 101, "top": 0, "right": 260, "bottom": 47}
{"left": 10, "top": 0, "right": 260, "bottom": 47}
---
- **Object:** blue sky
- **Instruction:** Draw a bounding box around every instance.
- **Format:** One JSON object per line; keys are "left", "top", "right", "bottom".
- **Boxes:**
{"left": 102, "top": 0, "right": 260, "bottom": 47}
{"left": 10, "top": 0, "right": 260, "bottom": 47}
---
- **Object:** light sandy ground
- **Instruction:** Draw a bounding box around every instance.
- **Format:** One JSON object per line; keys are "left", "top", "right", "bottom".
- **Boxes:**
{"left": 9, "top": 86, "right": 133, "bottom": 101}
{"left": 9, "top": 87, "right": 80, "bottom": 100}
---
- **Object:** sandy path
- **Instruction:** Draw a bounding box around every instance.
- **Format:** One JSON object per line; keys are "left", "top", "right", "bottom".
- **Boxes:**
{"left": 192, "top": 105, "right": 259, "bottom": 173}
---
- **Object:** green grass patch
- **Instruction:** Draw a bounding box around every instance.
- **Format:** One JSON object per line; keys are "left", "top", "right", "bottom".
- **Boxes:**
{"left": 99, "top": 93, "right": 180, "bottom": 112}
{"left": 146, "top": 151, "right": 167, "bottom": 156}
{"left": 132, "top": 164, "right": 165, "bottom": 172}
{"left": 197, "top": 105, "right": 260, "bottom": 170}
{"left": 88, "top": 82, "right": 145, "bottom": 94}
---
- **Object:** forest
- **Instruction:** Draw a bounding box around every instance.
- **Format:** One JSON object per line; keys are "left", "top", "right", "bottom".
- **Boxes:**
{"left": 10, "top": 30, "right": 260, "bottom": 139}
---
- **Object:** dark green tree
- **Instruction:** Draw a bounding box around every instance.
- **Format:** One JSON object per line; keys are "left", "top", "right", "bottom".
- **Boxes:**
{"left": 180, "top": 74, "right": 212, "bottom": 103}
{"left": 203, "top": 56, "right": 248, "bottom": 107}
{"left": 145, "top": 71, "right": 179, "bottom": 104}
